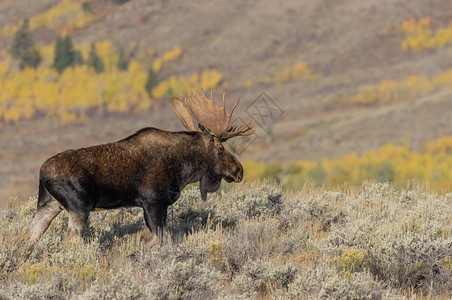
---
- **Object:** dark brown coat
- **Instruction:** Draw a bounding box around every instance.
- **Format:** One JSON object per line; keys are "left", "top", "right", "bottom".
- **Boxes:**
{"left": 28, "top": 127, "right": 243, "bottom": 246}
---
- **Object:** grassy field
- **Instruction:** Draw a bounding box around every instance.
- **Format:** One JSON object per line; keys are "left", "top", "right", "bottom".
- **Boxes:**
{"left": 0, "top": 181, "right": 451, "bottom": 299}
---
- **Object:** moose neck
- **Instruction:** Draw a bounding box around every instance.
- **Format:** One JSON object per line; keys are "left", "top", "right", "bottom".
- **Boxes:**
{"left": 123, "top": 128, "right": 215, "bottom": 192}
{"left": 176, "top": 132, "right": 212, "bottom": 189}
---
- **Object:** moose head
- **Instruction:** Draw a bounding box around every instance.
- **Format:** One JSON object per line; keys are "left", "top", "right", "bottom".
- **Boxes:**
{"left": 170, "top": 90, "right": 254, "bottom": 200}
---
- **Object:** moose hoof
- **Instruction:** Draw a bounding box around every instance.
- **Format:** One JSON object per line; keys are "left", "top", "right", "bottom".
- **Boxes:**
{"left": 145, "top": 234, "right": 160, "bottom": 248}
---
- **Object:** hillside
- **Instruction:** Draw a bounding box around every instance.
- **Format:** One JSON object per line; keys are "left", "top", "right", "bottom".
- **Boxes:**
{"left": 1, "top": 0, "right": 452, "bottom": 202}
{"left": 0, "top": 182, "right": 451, "bottom": 298}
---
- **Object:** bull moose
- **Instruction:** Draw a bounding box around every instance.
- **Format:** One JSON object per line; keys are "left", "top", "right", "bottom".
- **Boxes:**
{"left": 28, "top": 90, "right": 254, "bottom": 246}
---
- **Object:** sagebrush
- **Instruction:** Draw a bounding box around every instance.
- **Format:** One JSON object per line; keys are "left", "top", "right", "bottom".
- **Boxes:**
{"left": 0, "top": 181, "right": 451, "bottom": 299}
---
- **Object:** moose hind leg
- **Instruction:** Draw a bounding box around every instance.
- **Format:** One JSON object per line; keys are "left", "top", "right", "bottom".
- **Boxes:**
{"left": 143, "top": 204, "right": 168, "bottom": 245}
{"left": 28, "top": 198, "right": 63, "bottom": 247}
{"left": 66, "top": 211, "right": 89, "bottom": 241}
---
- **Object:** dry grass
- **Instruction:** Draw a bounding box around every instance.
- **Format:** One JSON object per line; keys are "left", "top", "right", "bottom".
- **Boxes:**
{"left": 0, "top": 181, "right": 451, "bottom": 299}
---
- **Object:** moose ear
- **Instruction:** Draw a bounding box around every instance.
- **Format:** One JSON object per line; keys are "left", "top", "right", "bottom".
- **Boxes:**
{"left": 198, "top": 123, "right": 217, "bottom": 139}
{"left": 200, "top": 172, "right": 221, "bottom": 201}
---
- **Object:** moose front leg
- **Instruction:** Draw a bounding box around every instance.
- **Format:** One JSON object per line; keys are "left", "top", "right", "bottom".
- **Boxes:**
{"left": 66, "top": 210, "right": 90, "bottom": 242}
{"left": 142, "top": 203, "right": 168, "bottom": 245}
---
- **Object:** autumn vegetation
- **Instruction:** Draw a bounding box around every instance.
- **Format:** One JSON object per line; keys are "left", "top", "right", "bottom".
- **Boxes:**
{"left": 258, "top": 61, "right": 314, "bottom": 86}
{"left": 1, "top": 181, "right": 452, "bottom": 298}
{"left": 401, "top": 17, "right": 452, "bottom": 51}
{"left": 2, "top": 0, "right": 99, "bottom": 38}
{"left": 348, "top": 68, "right": 452, "bottom": 106}
{"left": 243, "top": 135, "right": 452, "bottom": 193}
{"left": 0, "top": 18, "right": 222, "bottom": 125}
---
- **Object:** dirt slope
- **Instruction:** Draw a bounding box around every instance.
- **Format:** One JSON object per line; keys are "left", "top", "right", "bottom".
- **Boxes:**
{"left": 1, "top": 0, "right": 452, "bottom": 202}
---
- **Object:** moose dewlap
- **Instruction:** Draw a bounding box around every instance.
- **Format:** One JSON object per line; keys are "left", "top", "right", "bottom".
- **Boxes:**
{"left": 28, "top": 90, "right": 254, "bottom": 247}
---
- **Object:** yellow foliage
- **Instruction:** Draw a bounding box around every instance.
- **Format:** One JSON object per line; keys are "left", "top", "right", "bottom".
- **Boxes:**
{"left": 259, "top": 76, "right": 272, "bottom": 84}
{"left": 273, "top": 66, "right": 292, "bottom": 84}
{"left": 244, "top": 79, "right": 254, "bottom": 88}
{"left": 152, "top": 46, "right": 182, "bottom": 72}
{"left": 259, "top": 60, "right": 313, "bottom": 86}
{"left": 152, "top": 59, "right": 162, "bottom": 72}
{"left": 74, "top": 40, "right": 120, "bottom": 71}
{"left": 0, "top": 39, "right": 203, "bottom": 124}
{"left": 442, "top": 256, "right": 452, "bottom": 271}
{"left": 0, "top": 57, "right": 152, "bottom": 124}
{"left": 401, "top": 17, "right": 452, "bottom": 51}
{"left": 348, "top": 70, "right": 452, "bottom": 105}
{"left": 18, "top": 262, "right": 56, "bottom": 284}
{"left": 60, "top": 112, "right": 78, "bottom": 124}
{"left": 95, "top": 41, "right": 117, "bottom": 70}
{"left": 291, "top": 61, "right": 310, "bottom": 78}
{"left": 161, "top": 45, "right": 182, "bottom": 63}
{"left": 151, "top": 69, "right": 222, "bottom": 99}
{"left": 242, "top": 161, "right": 268, "bottom": 182}
{"left": 29, "top": 0, "right": 96, "bottom": 34}
{"left": 1, "top": 23, "right": 20, "bottom": 38}
{"left": 201, "top": 69, "right": 223, "bottom": 88}
{"left": 430, "top": 27, "right": 452, "bottom": 48}
{"left": 426, "top": 136, "right": 452, "bottom": 154}
{"left": 96, "top": 41, "right": 116, "bottom": 58}
{"left": 244, "top": 136, "right": 452, "bottom": 192}
{"left": 331, "top": 249, "right": 368, "bottom": 274}
{"left": 0, "top": 41, "right": 173, "bottom": 125}
{"left": 70, "top": 260, "right": 97, "bottom": 282}
{"left": 431, "top": 68, "right": 452, "bottom": 88}
{"left": 18, "top": 260, "right": 98, "bottom": 285}
{"left": 3, "top": 108, "right": 21, "bottom": 123}
{"left": 39, "top": 43, "right": 56, "bottom": 66}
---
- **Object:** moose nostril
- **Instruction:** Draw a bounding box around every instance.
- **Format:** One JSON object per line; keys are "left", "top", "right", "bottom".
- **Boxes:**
{"left": 235, "top": 170, "right": 243, "bottom": 182}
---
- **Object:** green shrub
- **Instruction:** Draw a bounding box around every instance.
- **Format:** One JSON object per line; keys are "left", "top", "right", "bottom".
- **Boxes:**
{"left": 145, "top": 68, "right": 158, "bottom": 96}
{"left": 87, "top": 43, "right": 105, "bottom": 73}
{"left": 10, "top": 19, "right": 41, "bottom": 69}
{"left": 112, "top": 0, "right": 131, "bottom": 4}
{"left": 53, "top": 36, "right": 76, "bottom": 73}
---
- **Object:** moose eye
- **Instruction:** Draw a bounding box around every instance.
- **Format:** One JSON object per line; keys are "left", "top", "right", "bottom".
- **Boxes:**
{"left": 217, "top": 147, "right": 224, "bottom": 157}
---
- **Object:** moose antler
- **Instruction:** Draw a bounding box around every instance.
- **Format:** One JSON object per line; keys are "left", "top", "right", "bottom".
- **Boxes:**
{"left": 170, "top": 96, "right": 197, "bottom": 132}
{"left": 185, "top": 89, "right": 254, "bottom": 140}
{"left": 170, "top": 90, "right": 254, "bottom": 140}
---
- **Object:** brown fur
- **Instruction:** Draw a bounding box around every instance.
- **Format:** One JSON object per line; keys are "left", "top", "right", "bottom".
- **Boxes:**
{"left": 28, "top": 127, "right": 244, "bottom": 247}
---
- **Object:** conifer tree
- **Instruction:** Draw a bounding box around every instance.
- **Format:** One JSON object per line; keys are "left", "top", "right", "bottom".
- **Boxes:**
{"left": 87, "top": 43, "right": 104, "bottom": 73}
{"left": 117, "top": 48, "right": 128, "bottom": 71}
{"left": 20, "top": 48, "right": 42, "bottom": 70}
{"left": 53, "top": 36, "right": 76, "bottom": 73}
{"left": 112, "top": 0, "right": 130, "bottom": 4}
{"left": 10, "top": 19, "right": 41, "bottom": 69}
{"left": 74, "top": 50, "right": 84, "bottom": 65}
{"left": 145, "top": 68, "right": 158, "bottom": 96}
